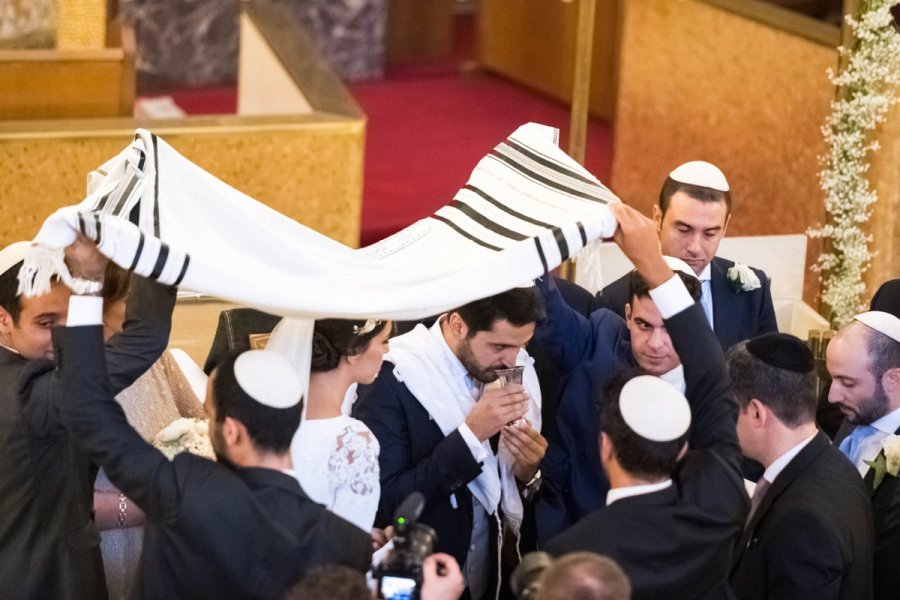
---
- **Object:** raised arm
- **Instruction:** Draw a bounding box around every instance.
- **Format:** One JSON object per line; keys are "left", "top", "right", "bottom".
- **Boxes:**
{"left": 532, "top": 275, "right": 595, "bottom": 375}
{"left": 58, "top": 296, "right": 182, "bottom": 523}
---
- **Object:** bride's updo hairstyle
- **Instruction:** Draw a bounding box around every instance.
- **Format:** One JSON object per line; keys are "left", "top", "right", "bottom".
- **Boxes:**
{"left": 310, "top": 319, "right": 391, "bottom": 372}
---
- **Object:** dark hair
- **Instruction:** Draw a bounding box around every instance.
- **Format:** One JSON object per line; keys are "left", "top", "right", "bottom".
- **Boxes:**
{"left": 659, "top": 176, "right": 732, "bottom": 216}
{"left": 537, "top": 552, "right": 631, "bottom": 600}
{"left": 101, "top": 263, "right": 133, "bottom": 306}
{"left": 310, "top": 319, "right": 392, "bottom": 372}
{"left": 725, "top": 341, "right": 816, "bottom": 427}
{"left": 212, "top": 351, "right": 302, "bottom": 454}
{"left": 282, "top": 564, "right": 369, "bottom": 600}
{"left": 600, "top": 369, "right": 686, "bottom": 480}
{"left": 453, "top": 286, "right": 546, "bottom": 338}
{"left": 628, "top": 270, "right": 701, "bottom": 305}
{"left": 866, "top": 327, "right": 900, "bottom": 383}
{"left": 0, "top": 261, "right": 23, "bottom": 324}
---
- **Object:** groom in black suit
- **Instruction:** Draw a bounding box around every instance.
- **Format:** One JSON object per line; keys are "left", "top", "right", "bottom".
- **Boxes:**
{"left": 593, "top": 161, "right": 777, "bottom": 351}
{"left": 546, "top": 203, "right": 749, "bottom": 599}
{"left": 728, "top": 333, "right": 873, "bottom": 600}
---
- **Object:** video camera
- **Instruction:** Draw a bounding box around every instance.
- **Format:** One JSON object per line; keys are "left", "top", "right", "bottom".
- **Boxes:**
{"left": 374, "top": 492, "right": 437, "bottom": 600}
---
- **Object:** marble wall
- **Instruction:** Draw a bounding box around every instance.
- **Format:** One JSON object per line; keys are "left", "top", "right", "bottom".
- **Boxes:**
{"left": 121, "top": 0, "right": 384, "bottom": 89}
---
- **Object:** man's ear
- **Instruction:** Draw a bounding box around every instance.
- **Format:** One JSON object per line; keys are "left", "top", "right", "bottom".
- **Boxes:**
{"left": 624, "top": 303, "right": 632, "bottom": 324}
{"left": 0, "top": 306, "right": 13, "bottom": 337}
{"left": 652, "top": 204, "right": 663, "bottom": 231}
{"left": 722, "top": 211, "right": 732, "bottom": 236}
{"left": 747, "top": 398, "right": 768, "bottom": 428}
{"left": 599, "top": 431, "right": 614, "bottom": 464}
{"left": 446, "top": 312, "right": 468, "bottom": 341}
{"left": 882, "top": 367, "right": 900, "bottom": 395}
{"left": 222, "top": 416, "right": 243, "bottom": 446}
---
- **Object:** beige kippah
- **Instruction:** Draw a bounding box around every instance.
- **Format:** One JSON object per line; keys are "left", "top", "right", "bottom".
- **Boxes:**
{"left": 0, "top": 242, "right": 31, "bottom": 277}
{"left": 669, "top": 161, "right": 729, "bottom": 192}
{"left": 855, "top": 311, "right": 900, "bottom": 344}
{"left": 620, "top": 375, "right": 691, "bottom": 442}
{"left": 234, "top": 350, "right": 302, "bottom": 409}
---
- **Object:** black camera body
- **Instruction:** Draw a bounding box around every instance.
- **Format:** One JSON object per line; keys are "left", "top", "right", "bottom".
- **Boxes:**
{"left": 375, "top": 492, "right": 437, "bottom": 600}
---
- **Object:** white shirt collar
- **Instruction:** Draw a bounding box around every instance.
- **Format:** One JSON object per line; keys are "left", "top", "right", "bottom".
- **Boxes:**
{"left": 763, "top": 432, "right": 817, "bottom": 484}
{"left": 606, "top": 479, "right": 673, "bottom": 506}
{"left": 658, "top": 364, "right": 686, "bottom": 394}
{"left": 698, "top": 262, "right": 712, "bottom": 282}
{"left": 0, "top": 342, "right": 19, "bottom": 355}
{"left": 871, "top": 407, "right": 900, "bottom": 435}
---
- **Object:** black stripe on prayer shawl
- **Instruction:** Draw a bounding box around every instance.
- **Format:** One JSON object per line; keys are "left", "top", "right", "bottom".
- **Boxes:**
{"left": 129, "top": 232, "right": 145, "bottom": 271}
{"left": 152, "top": 134, "right": 160, "bottom": 237}
{"left": 132, "top": 133, "right": 147, "bottom": 171}
{"left": 94, "top": 214, "right": 102, "bottom": 247}
{"left": 552, "top": 227, "right": 570, "bottom": 261}
{"left": 449, "top": 200, "right": 528, "bottom": 241}
{"left": 173, "top": 254, "right": 190, "bottom": 286}
{"left": 504, "top": 139, "right": 596, "bottom": 186}
{"left": 464, "top": 185, "right": 555, "bottom": 228}
{"left": 577, "top": 222, "right": 587, "bottom": 246}
{"left": 534, "top": 237, "right": 549, "bottom": 273}
{"left": 95, "top": 191, "right": 112, "bottom": 213}
{"left": 149, "top": 243, "right": 170, "bottom": 280}
{"left": 78, "top": 213, "right": 87, "bottom": 236}
{"left": 488, "top": 151, "right": 608, "bottom": 204}
{"left": 112, "top": 174, "right": 139, "bottom": 217}
{"left": 432, "top": 216, "right": 503, "bottom": 251}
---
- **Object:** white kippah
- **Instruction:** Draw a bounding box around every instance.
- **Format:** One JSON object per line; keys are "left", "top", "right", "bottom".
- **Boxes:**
{"left": 663, "top": 256, "right": 696, "bottom": 279}
{"left": 669, "top": 161, "right": 729, "bottom": 192}
{"left": 855, "top": 311, "right": 900, "bottom": 344}
{"left": 0, "top": 242, "right": 31, "bottom": 277}
{"left": 620, "top": 375, "right": 691, "bottom": 442}
{"left": 234, "top": 350, "right": 302, "bottom": 409}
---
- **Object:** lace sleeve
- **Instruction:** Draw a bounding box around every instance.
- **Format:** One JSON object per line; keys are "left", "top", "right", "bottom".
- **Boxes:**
{"left": 327, "top": 420, "right": 381, "bottom": 531}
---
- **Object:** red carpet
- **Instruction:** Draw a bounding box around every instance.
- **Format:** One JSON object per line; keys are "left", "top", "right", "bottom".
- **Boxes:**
{"left": 350, "top": 73, "right": 613, "bottom": 246}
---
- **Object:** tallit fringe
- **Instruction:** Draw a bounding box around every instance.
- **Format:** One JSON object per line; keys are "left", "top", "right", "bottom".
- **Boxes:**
{"left": 17, "top": 245, "right": 102, "bottom": 297}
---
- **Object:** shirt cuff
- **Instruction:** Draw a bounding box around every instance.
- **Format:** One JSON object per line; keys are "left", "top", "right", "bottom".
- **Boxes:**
{"left": 458, "top": 423, "right": 489, "bottom": 463}
{"left": 67, "top": 296, "right": 104, "bottom": 327}
{"left": 648, "top": 275, "right": 694, "bottom": 320}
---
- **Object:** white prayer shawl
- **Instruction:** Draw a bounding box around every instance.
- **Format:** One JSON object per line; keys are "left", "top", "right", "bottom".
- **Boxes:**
{"left": 18, "top": 123, "right": 619, "bottom": 322}
{"left": 384, "top": 323, "right": 542, "bottom": 535}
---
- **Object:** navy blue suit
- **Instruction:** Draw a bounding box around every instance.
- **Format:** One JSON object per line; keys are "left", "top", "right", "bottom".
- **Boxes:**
{"left": 593, "top": 256, "right": 777, "bottom": 350}
{"left": 531, "top": 276, "right": 634, "bottom": 543}
{"left": 353, "top": 364, "right": 489, "bottom": 585}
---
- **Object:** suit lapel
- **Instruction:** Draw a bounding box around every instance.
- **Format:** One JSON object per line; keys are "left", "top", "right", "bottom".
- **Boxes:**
{"left": 734, "top": 434, "right": 830, "bottom": 564}
{"left": 709, "top": 258, "right": 734, "bottom": 345}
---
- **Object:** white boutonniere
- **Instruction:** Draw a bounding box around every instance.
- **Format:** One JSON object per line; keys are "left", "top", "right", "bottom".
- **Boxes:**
{"left": 153, "top": 417, "right": 215, "bottom": 461}
{"left": 865, "top": 435, "right": 900, "bottom": 490}
{"left": 726, "top": 263, "right": 761, "bottom": 294}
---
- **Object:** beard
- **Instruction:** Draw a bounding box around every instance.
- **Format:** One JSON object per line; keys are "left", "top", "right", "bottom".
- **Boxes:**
{"left": 456, "top": 338, "right": 500, "bottom": 384}
{"left": 846, "top": 382, "right": 891, "bottom": 425}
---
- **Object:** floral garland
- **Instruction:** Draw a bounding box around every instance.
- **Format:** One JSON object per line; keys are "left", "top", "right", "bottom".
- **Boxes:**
{"left": 808, "top": 1, "right": 900, "bottom": 328}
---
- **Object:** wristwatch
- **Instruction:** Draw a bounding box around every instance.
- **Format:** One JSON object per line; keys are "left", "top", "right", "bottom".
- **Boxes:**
{"left": 521, "top": 469, "right": 542, "bottom": 500}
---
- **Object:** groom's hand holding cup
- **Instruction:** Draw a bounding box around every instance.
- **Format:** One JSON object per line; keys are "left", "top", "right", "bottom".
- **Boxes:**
{"left": 465, "top": 381, "right": 529, "bottom": 442}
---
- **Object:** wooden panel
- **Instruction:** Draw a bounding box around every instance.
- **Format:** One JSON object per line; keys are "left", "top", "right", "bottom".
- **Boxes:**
{"left": 610, "top": 0, "right": 837, "bottom": 305}
{"left": 478, "top": 0, "right": 619, "bottom": 120}
{"left": 386, "top": 0, "right": 454, "bottom": 60}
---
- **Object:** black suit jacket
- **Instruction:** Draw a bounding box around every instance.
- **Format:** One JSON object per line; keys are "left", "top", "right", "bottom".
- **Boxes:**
{"left": 0, "top": 276, "right": 174, "bottom": 600}
{"left": 546, "top": 302, "right": 749, "bottom": 600}
{"left": 593, "top": 256, "right": 778, "bottom": 350}
{"left": 58, "top": 322, "right": 372, "bottom": 599}
{"left": 353, "top": 363, "right": 488, "bottom": 580}
{"left": 834, "top": 421, "right": 900, "bottom": 600}
{"left": 730, "top": 433, "right": 874, "bottom": 600}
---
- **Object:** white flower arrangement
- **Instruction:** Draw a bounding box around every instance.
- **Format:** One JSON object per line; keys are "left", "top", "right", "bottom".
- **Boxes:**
{"left": 808, "top": 1, "right": 900, "bottom": 328}
{"left": 726, "top": 263, "right": 762, "bottom": 294}
{"left": 152, "top": 417, "right": 215, "bottom": 461}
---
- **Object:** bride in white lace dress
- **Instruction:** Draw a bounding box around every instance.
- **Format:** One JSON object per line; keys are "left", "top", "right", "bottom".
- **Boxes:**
{"left": 289, "top": 318, "right": 391, "bottom": 532}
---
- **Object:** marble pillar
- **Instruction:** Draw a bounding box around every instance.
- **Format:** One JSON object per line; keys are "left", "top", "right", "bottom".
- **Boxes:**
{"left": 0, "top": 0, "right": 55, "bottom": 48}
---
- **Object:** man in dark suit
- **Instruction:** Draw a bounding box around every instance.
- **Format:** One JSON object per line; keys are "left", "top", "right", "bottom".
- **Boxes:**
{"left": 60, "top": 293, "right": 372, "bottom": 600}
{"left": 546, "top": 203, "right": 749, "bottom": 599}
{"left": 0, "top": 238, "right": 174, "bottom": 600}
{"left": 593, "top": 161, "right": 777, "bottom": 351}
{"left": 727, "top": 333, "right": 873, "bottom": 599}
{"left": 827, "top": 311, "right": 900, "bottom": 600}
{"left": 870, "top": 279, "right": 900, "bottom": 318}
{"left": 533, "top": 259, "right": 701, "bottom": 543}
{"left": 353, "top": 287, "right": 547, "bottom": 599}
